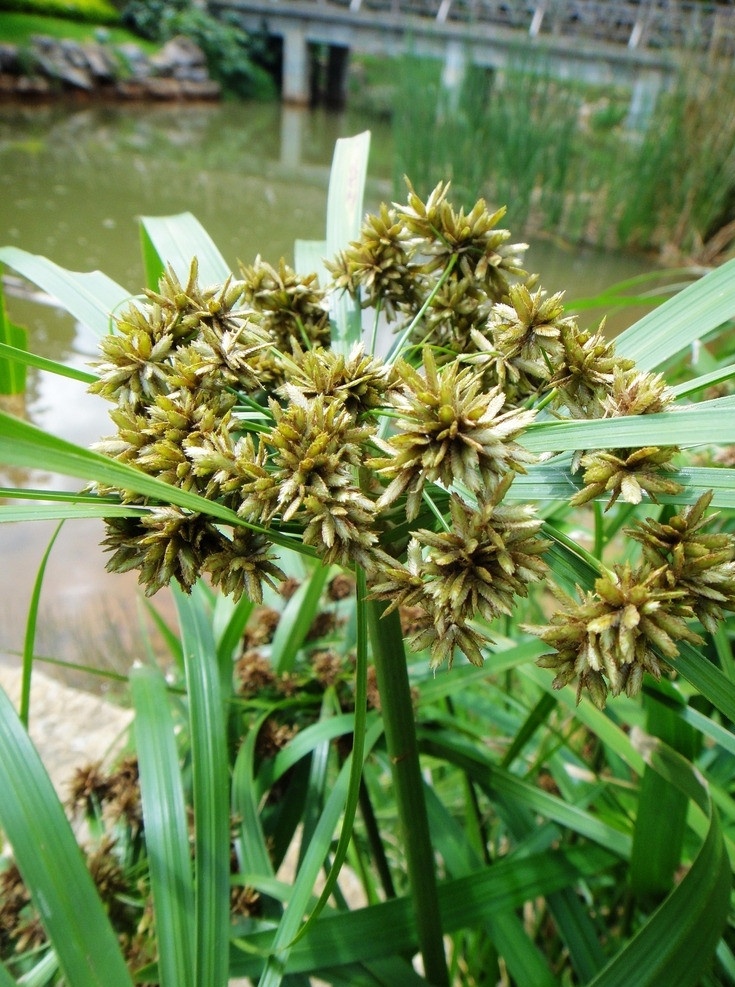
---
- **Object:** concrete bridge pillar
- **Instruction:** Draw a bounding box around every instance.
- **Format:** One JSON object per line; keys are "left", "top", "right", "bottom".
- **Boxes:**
{"left": 440, "top": 39, "right": 467, "bottom": 112}
{"left": 626, "top": 70, "right": 664, "bottom": 130}
{"left": 282, "top": 24, "right": 310, "bottom": 105}
{"left": 324, "top": 44, "right": 350, "bottom": 109}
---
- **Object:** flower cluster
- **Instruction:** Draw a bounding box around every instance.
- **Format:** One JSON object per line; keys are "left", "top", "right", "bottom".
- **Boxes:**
{"left": 89, "top": 181, "right": 710, "bottom": 681}
{"left": 533, "top": 564, "right": 702, "bottom": 708}
{"left": 532, "top": 493, "right": 735, "bottom": 706}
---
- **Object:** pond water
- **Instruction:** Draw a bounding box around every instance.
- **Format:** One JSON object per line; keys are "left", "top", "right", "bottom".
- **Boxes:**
{"left": 0, "top": 99, "right": 658, "bottom": 683}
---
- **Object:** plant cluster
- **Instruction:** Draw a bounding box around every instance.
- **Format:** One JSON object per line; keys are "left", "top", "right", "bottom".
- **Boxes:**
{"left": 390, "top": 53, "right": 735, "bottom": 261}
{"left": 117, "top": 0, "right": 277, "bottom": 98}
{"left": 88, "top": 180, "right": 735, "bottom": 700}
{"left": 2, "top": 136, "right": 735, "bottom": 987}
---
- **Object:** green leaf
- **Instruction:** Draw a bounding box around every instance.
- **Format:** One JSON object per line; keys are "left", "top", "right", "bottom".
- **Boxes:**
{"left": 138, "top": 213, "right": 232, "bottom": 288}
{"left": 0, "top": 275, "right": 27, "bottom": 395}
{"left": 292, "top": 568, "right": 371, "bottom": 942}
{"left": 589, "top": 741, "right": 730, "bottom": 987}
{"left": 232, "top": 710, "right": 276, "bottom": 880}
{"left": 615, "top": 258, "right": 735, "bottom": 371}
{"left": 20, "top": 523, "right": 62, "bottom": 727}
{"left": 256, "top": 718, "right": 385, "bottom": 987}
{"left": 325, "top": 132, "right": 371, "bottom": 353}
{"left": 523, "top": 406, "right": 735, "bottom": 454}
{"left": 0, "top": 687, "right": 134, "bottom": 987}
{"left": 0, "top": 410, "right": 317, "bottom": 557}
{"left": 671, "top": 643, "right": 735, "bottom": 723}
{"left": 0, "top": 340, "right": 97, "bottom": 385}
{"left": 130, "top": 665, "right": 196, "bottom": 987}
{"left": 270, "top": 562, "right": 331, "bottom": 675}
{"left": 424, "top": 786, "right": 557, "bottom": 987}
{"left": 0, "top": 246, "right": 130, "bottom": 336}
{"left": 231, "top": 844, "right": 615, "bottom": 979}
{"left": 173, "top": 586, "right": 231, "bottom": 987}
{"left": 419, "top": 730, "right": 631, "bottom": 857}
{"left": 629, "top": 682, "right": 697, "bottom": 897}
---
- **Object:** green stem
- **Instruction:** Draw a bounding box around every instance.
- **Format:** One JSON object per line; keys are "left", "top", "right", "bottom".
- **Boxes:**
{"left": 367, "top": 600, "right": 450, "bottom": 987}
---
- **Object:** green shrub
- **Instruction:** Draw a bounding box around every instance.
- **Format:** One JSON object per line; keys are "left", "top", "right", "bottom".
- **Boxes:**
{"left": 117, "top": 0, "right": 277, "bottom": 98}
{"left": 0, "top": 0, "right": 119, "bottom": 25}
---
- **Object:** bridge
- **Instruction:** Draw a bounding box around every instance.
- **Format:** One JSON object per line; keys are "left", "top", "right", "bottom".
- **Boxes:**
{"left": 211, "top": 0, "right": 735, "bottom": 116}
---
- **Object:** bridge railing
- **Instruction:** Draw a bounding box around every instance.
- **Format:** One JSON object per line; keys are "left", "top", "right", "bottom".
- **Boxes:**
{"left": 338, "top": 0, "right": 735, "bottom": 53}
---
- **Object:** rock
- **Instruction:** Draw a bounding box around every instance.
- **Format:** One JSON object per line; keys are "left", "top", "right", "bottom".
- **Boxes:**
{"left": 0, "top": 44, "right": 21, "bottom": 73}
{"left": 31, "top": 36, "right": 94, "bottom": 90}
{"left": 0, "top": 34, "right": 220, "bottom": 102}
{"left": 181, "top": 78, "right": 221, "bottom": 99}
{"left": 149, "top": 35, "right": 207, "bottom": 79}
{"left": 115, "top": 42, "right": 151, "bottom": 79}
{"left": 80, "top": 43, "right": 117, "bottom": 83}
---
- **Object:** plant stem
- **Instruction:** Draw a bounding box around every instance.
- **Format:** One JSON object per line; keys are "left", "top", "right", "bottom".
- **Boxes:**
{"left": 367, "top": 600, "right": 450, "bottom": 987}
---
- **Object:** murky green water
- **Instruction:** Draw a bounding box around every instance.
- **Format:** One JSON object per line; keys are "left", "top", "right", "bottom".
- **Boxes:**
{"left": 0, "top": 99, "right": 657, "bottom": 677}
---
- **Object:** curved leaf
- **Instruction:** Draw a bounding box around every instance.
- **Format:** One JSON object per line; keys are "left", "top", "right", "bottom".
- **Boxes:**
{"left": 589, "top": 740, "right": 729, "bottom": 987}
{"left": 0, "top": 687, "right": 134, "bottom": 987}
{"left": 0, "top": 246, "right": 130, "bottom": 335}
{"left": 130, "top": 665, "right": 195, "bottom": 987}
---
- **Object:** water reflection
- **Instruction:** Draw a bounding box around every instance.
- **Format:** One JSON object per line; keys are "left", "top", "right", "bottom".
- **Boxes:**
{"left": 0, "top": 100, "right": 656, "bottom": 680}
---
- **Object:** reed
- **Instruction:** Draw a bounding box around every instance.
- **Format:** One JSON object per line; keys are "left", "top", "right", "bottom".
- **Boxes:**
{"left": 389, "top": 46, "right": 735, "bottom": 259}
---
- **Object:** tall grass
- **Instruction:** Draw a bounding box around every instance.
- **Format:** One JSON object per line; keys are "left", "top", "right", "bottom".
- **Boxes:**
{"left": 390, "top": 47, "right": 735, "bottom": 259}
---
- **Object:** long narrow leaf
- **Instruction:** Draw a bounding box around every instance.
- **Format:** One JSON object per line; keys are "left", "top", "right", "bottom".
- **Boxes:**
{"left": 0, "top": 340, "right": 96, "bottom": 385}
{"left": 590, "top": 741, "right": 729, "bottom": 987}
{"left": 292, "top": 568, "right": 370, "bottom": 940}
{"left": 615, "top": 258, "right": 735, "bottom": 371}
{"left": 257, "top": 719, "right": 384, "bottom": 987}
{"left": 523, "top": 406, "right": 735, "bottom": 454}
{"left": 326, "top": 132, "right": 371, "bottom": 353}
{"left": 232, "top": 844, "right": 615, "bottom": 979}
{"left": 20, "top": 523, "right": 62, "bottom": 727}
{"left": 0, "top": 246, "right": 130, "bottom": 335}
{"left": 270, "top": 562, "right": 330, "bottom": 674}
{"left": 0, "top": 687, "right": 134, "bottom": 987}
{"left": 139, "top": 213, "right": 232, "bottom": 287}
{"left": 0, "top": 277, "right": 27, "bottom": 395}
{"left": 174, "top": 586, "right": 231, "bottom": 987}
{"left": 130, "top": 665, "right": 196, "bottom": 987}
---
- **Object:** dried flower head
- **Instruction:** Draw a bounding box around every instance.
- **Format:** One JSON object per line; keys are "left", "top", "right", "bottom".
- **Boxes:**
{"left": 570, "top": 445, "right": 683, "bottom": 510}
{"left": 551, "top": 322, "right": 635, "bottom": 419}
{"left": 627, "top": 492, "right": 735, "bottom": 632}
{"left": 238, "top": 256, "right": 329, "bottom": 352}
{"left": 371, "top": 476, "right": 548, "bottom": 668}
{"left": 532, "top": 563, "right": 702, "bottom": 708}
{"left": 204, "top": 526, "right": 285, "bottom": 604}
{"left": 397, "top": 180, "right": 528, "bottom": 293}
{"left": 602, "top": 366, "right": 675, "bottom": 417}
{"left": 235, "top": 649, "right": 277, "bottom": 697}
{"left": 91, "top": 260, "right": 264, "bottom": 410}
{"left": 101, "top": 508, "right": 223, "bottom": 595}
{"left": 281, "top": 343, "right": 403, "bottom": 418}
{"left": 325, "top": 202, "right": 419, "bottom": 318}
{"left": 371, "top": 349, "right": 536, "bottom": 520}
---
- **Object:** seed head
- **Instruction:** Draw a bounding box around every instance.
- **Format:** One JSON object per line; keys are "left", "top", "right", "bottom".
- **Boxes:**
{"left": 627, "top": 492, "right": 735, "bottom": 632}
{"left": 570, "top": 445, "right": 683, "bottom": 510}
{"left": 371, "top": 349, "right": 536, "bottom": 520}
{"left": 532, "top": 563, "right": 702, "bottom": 708}
{"left": 325, "top": 202, "right": 420, "bottom": 319}
{"left": 396, "top": 180, "right": 528, "bottom": 294}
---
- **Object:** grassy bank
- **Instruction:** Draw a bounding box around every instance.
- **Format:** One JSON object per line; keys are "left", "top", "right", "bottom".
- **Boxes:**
{"left": 0, "top": 12, "right": 155, "bottom": 49}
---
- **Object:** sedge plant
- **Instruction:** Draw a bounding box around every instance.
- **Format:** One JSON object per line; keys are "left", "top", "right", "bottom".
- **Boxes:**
{"left": 1, "top": 132, "right": 735, "bottom": 985}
